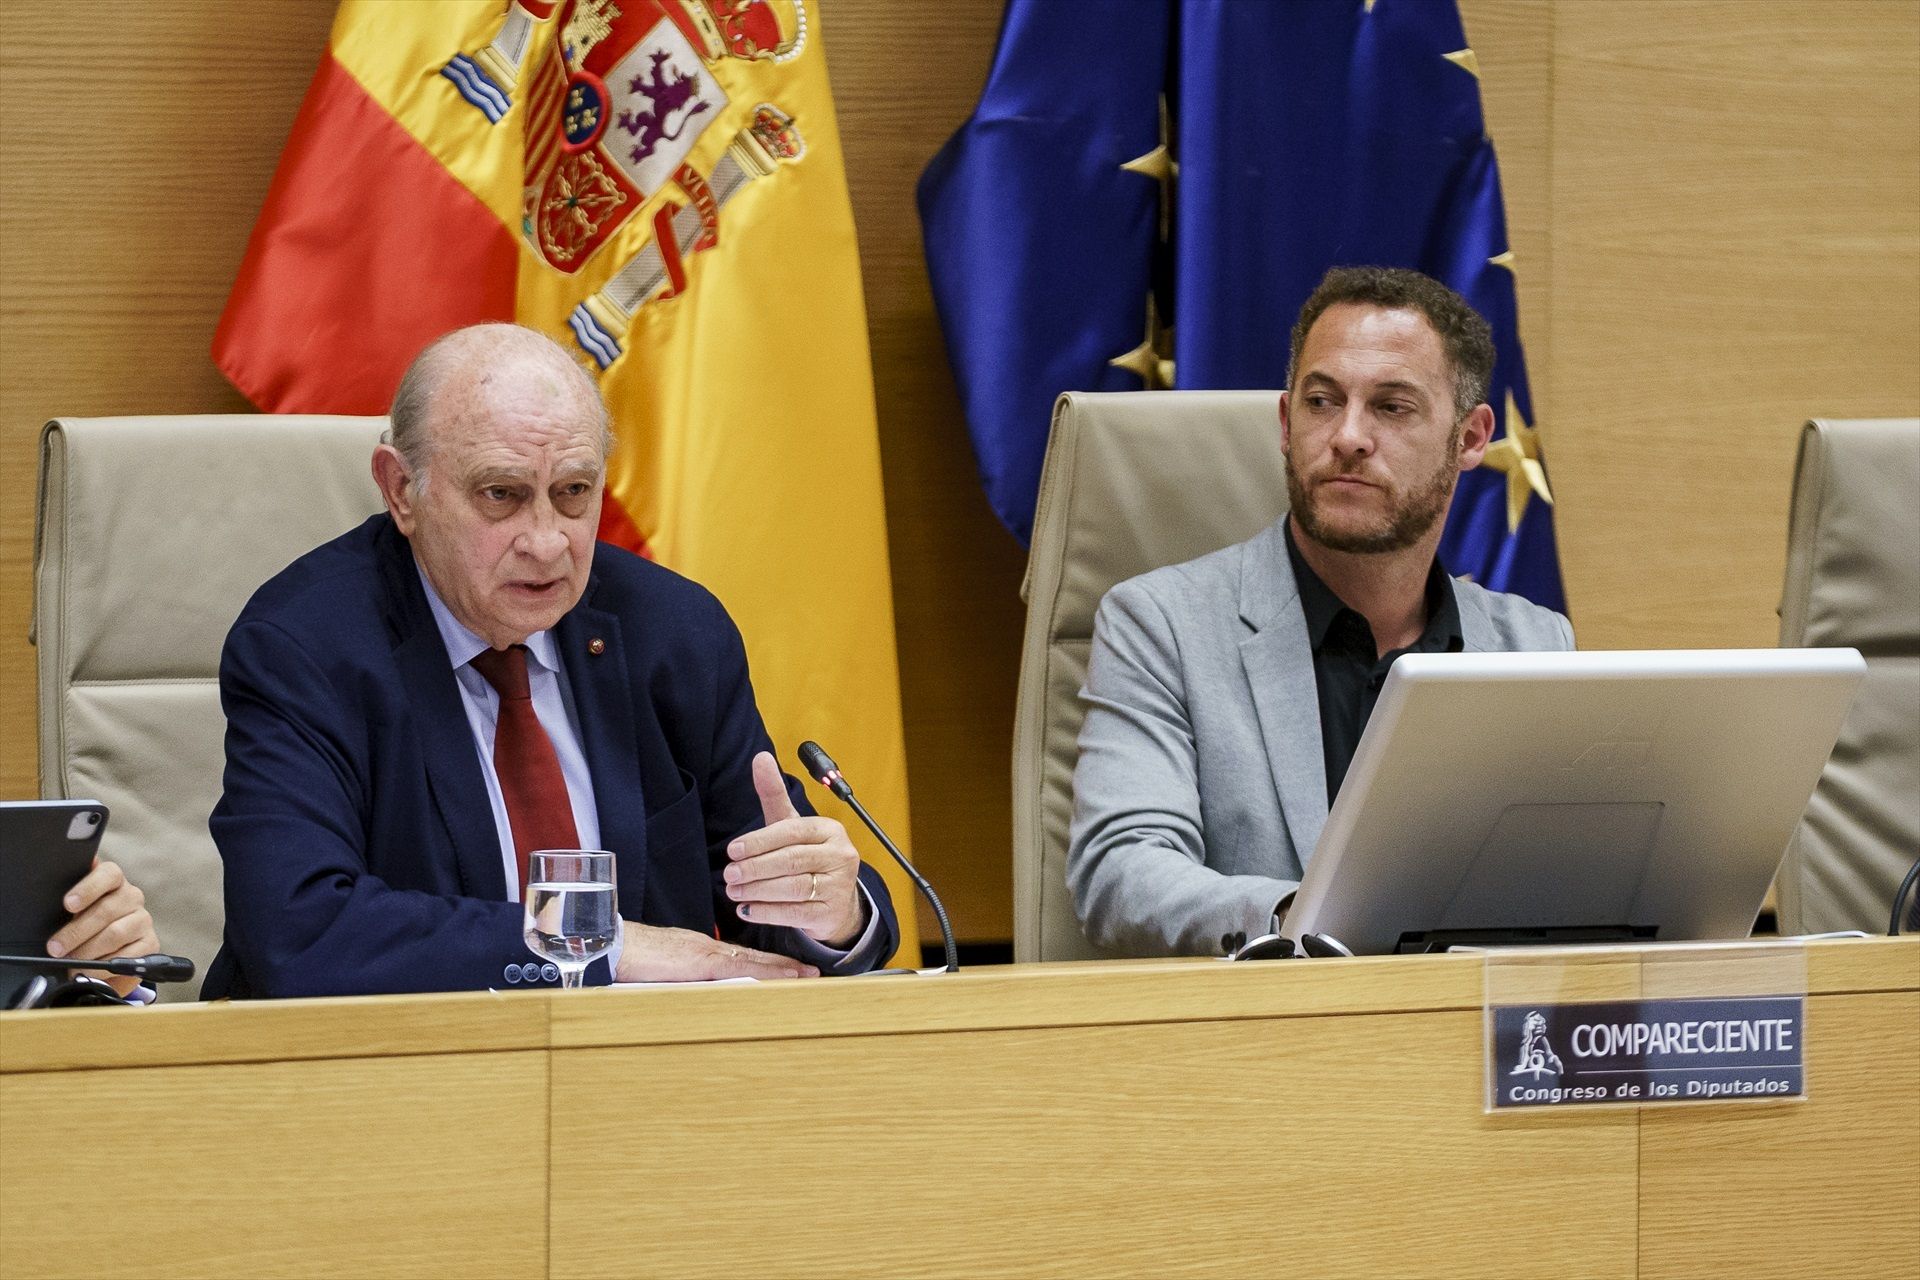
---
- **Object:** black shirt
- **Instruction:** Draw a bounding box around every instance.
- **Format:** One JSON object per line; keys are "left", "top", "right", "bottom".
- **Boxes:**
{"left": 1283, "top": 522, "right": 1463, "bottom": 804}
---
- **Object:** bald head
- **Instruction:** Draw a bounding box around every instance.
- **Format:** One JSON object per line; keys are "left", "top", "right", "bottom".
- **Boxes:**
{"left": 387, "top": 324, "right": 611, "bottom": 485}
{"left": 372, "top": 324, "right": 612, "bottom": 647}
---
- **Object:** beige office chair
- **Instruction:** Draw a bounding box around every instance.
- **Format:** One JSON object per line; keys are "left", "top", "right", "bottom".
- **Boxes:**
{"left": 33, "top": 416, "right": 389, "bottom": 998}
{"left": 1775, "top": 417, "right": 1920, "bottom": 936}
{"left": 1011, "top": 390, "right": 1289, "bottom": 961}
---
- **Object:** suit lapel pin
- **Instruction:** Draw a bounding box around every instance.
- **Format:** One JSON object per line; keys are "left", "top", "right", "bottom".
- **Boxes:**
{"left": 588, "top": 637, "right": 606, "bottom": 656}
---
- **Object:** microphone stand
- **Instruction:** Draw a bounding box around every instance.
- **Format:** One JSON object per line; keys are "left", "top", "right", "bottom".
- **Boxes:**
{"left": 842, "top": 790, "right": 959, "bottom": 974}
{"left": 0, "top": 952, "right": 197, "bottom": 1010}
{"left": 798, "top": 742, "right": 959, "bottom": 973}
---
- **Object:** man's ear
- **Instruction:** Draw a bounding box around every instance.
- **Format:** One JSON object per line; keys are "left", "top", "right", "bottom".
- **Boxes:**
{"left": 1455, "top": 401, "right": 1496, "bottom": 471}
{"left": 1278, "top": 390, "right": 1292, "bottom": 453}
{"left": 371, "top": 444, "right": 417, "bottom": 534}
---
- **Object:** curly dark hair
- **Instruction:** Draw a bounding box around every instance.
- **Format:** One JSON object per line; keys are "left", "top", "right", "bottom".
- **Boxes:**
{"left": 1286, "top": 266, "right": 1495, "bottom": 420}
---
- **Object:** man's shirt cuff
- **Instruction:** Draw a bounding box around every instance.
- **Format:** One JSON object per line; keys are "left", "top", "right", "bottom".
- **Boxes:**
{"left": 786, "top": 882, "right": 884, "bottom": 973}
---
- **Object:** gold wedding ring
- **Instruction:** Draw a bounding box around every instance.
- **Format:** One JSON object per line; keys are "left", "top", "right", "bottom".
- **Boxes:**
{"left": 807, "top": 872, "right": 819, "bottom": 902}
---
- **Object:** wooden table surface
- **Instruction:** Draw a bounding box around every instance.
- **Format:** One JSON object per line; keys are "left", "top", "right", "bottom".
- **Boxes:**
{"left": 3, "top": 940, "right": 1914, "bottom": 1279}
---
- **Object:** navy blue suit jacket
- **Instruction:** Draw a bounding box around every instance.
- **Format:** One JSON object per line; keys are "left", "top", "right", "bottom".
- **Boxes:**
{"left": 203, "top": 514, "right": 897, "bottom": 998}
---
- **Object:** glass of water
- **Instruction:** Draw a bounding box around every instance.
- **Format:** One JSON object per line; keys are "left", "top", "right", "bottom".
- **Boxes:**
{"left": 523, "top": 850, "right": 618, "bottom": 990}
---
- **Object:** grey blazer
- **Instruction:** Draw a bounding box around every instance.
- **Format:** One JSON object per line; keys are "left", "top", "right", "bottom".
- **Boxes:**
{"left": 1067, "top": 517, "right": 1575, "bottom": 956}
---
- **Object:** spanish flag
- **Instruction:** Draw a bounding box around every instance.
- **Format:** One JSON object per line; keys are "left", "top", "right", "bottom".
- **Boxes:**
{"left": 215, "top": 0, "right": 918, "bottom": 960}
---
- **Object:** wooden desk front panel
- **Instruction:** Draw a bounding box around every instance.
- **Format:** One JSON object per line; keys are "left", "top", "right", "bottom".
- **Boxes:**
{"left": 551, "top": 1009, "right": 1638, "bottom": 1279}
{"left": 3, "top": 945, "right": 1912, "bottom": 1279}
{"left": 1638, "top": 989, "right": 1920, "bottom": 1280}
{"left": 0, "top": 1050, "right": 547, "bottom": 1280}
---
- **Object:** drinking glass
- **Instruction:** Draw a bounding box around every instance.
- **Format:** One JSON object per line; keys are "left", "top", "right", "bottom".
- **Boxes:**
{"left": 522, "top": 850, "right": 618, "bottom": 990}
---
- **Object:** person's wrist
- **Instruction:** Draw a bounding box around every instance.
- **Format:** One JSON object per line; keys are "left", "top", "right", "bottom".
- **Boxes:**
{"left": 612, "top": 920, "right": 645, "bottom": 982}
{"left": 825, "top": 888, "right": 871, "bottom": 948}
{"left": 603, "top": 918, "right": 626, "bottom": 984}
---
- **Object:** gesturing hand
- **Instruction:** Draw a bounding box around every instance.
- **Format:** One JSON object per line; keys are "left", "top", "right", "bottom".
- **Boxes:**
{"left": 724, "top": 751, "right": 865, "bottom": 947}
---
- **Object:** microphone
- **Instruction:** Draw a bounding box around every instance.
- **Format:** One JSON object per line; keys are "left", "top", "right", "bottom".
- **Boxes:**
{"left": 797, "top": 741, "right": 959, "bottom": 973}
{"left": 0, "top": 952, "right": 197, "bottom": 983}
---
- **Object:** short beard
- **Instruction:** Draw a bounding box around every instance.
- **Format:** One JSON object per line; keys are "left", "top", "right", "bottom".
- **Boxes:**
{"left": 1285, "top": 430, "right": 1460, "bottom": 555}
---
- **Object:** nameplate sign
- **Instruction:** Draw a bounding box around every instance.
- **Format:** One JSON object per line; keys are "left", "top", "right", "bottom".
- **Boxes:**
{"left": 1489, "top": 995, "right": 1805, "bottom": 1109}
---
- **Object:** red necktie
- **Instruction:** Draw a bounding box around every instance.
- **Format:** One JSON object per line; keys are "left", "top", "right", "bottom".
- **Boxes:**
{"left": 469, "top": 644, "right": 579, "bottom": 894}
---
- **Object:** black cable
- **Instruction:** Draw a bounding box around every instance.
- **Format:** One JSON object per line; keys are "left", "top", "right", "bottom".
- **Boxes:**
{"left": 845, "top": 793, "right": 958, "bottom": 973}
{"left": 799, "top": 741, "right": 959, "bottom": 973}
{"left": 1890, "top": 852, "right": 1920, "bottom": 937}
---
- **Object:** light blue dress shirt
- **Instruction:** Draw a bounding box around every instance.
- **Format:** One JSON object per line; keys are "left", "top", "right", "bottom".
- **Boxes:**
{"left": 416, "top": 565, "right": 876, "bottom": 972}
{"left": 419, "top": 568, "right": 599, "bottom": 902}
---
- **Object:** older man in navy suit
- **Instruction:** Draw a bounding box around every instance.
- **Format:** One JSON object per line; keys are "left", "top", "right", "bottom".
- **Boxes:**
{"left": 203, "top": 324, "right": 896, "bottom": 998}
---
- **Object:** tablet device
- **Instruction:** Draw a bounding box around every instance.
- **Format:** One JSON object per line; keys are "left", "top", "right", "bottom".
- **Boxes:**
{"left": 1, "top": 800, "right": 109, "bottom": 1006}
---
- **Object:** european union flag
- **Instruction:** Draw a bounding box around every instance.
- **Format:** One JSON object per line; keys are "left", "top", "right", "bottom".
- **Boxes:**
{"left": 919, "top": 0, "right": 1564, "bottom": 611}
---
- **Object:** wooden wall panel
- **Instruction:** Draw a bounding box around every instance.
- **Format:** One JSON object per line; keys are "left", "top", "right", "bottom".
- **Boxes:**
{"left": 1465, "top": 0, "right": 1554, "bottom": 420}
{"left": 823, "top": 0, "right": 1024, "bottom": 944}
{"left": 1548, "top": 0, "right": 1920, "bottom": 650}
{"left": 1638, "top": 990, "right": 1920, "bottom": 1279}
{"left": 0, "top": 0, "right": 336, "bottom": 799}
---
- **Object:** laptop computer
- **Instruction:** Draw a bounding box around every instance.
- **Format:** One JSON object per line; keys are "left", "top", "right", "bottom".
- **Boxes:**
{"left": 1281, "top": 648, "right": 1866, "bottom": 956}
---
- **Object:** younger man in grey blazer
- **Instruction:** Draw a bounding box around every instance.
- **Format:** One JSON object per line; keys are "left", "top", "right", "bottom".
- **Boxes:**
{"left": 1068, "top": 268, "right": 1573, "bottom": 957}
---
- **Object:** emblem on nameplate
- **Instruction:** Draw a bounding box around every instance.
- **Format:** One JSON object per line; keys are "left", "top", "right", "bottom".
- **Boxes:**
{"left": 1509, "top": 1010, "right": 1565, "bottom": 1080}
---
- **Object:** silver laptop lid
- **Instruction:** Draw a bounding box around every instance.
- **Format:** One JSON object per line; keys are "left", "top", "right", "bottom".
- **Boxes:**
{"left": 1283, "top": 648, "right": 1866, "bottom": 955}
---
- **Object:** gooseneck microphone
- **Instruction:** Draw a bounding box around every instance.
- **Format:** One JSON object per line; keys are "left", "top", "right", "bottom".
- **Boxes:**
{"left": 798, "top": 741, "right": 959, "bottom": 973}
{"left": 0, "top": 952, "right": 197, "bottom": 984}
